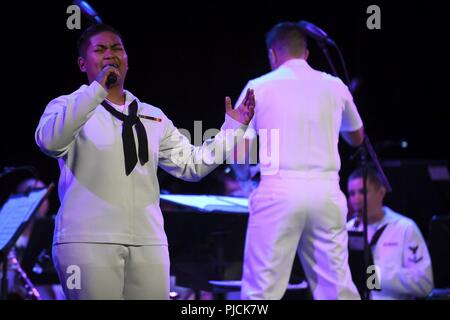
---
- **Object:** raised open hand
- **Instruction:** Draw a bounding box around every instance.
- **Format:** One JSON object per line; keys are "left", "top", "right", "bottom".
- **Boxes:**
{"left": 225, "top": 88, "right": 255, "bottom": 125}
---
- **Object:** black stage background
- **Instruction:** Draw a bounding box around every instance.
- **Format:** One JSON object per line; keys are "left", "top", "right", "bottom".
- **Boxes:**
{"left": 1, "top": 0, "right": 449, "bottom": 216}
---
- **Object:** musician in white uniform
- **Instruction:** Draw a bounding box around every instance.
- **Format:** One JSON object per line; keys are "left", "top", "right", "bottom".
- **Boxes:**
{"left": 35, "top": 24, "right": 255, "bottom": 299}
{"left": 234, "top": 22, "right": 364, "bottom": 300}
{"left": 347, "top": 167, "right": 434, "bottom": 299}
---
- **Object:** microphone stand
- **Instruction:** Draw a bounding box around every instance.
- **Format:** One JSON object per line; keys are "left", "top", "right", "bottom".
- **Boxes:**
{"left": 317, "top": 41, "right": 338, "bottom": 78}
{"left": 315, "top": 38, "right": 392, "bottom": 300}
{"left": 350, "top": 136, "right": 392, "bottom": 300}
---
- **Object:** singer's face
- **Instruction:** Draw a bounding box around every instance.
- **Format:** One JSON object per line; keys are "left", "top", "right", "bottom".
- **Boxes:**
{"left": 347, "top": 177, "right": 385, "bottom": 218}
{"left": 79, "top": 31, "right": 128, "bottom": 85}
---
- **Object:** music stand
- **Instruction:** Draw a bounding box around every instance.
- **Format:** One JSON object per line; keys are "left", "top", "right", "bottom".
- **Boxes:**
{"left": 161, "top": 194, "right": 249, "bottom": 295}
{"left": 160, "top": 194, "right": 248, "bottom": 214}
{"left": 0, "top": 183, "right": 54, "bottom": 300}
{"left": 21, "top": 217, "right": 59, "bottom": 285}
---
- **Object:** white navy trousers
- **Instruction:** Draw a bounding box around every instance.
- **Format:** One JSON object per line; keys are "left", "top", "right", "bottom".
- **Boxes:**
{"left": 53, "top": 243, "right": 170, "bottom": 300}
{"left": 241, "top": 170, "right": 360, "bottom": 300}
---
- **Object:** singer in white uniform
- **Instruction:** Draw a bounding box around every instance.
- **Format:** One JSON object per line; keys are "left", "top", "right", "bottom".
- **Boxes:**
{"left": 35, "top": 24, "right": 255, "bottom": 299}
{"left": 233, "top": 22, "right": 364, "bottom": 300}
{"left": 347, "top": 167, "right": 434, "bottom": 299}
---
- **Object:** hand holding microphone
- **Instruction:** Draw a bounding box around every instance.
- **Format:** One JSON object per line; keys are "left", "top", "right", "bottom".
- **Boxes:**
{"left": 96, "top": 64, "right": 120, "bottom": 89}
{"left": 106, "top": 72, "right": 117, "bottom": 88}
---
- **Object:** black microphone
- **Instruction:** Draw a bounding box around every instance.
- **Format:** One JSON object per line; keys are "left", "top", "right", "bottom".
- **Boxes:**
{"left": 73, "top": 0, "right": 103, "bottom": 24}
{"left": 105, "top": 64, "right": 119, "bottom": 88}
{"left": 106, "top": 73, "right": 118, "bottom": 88}
{"left": 298, "top": 20, "right": 336, "bottom": 46}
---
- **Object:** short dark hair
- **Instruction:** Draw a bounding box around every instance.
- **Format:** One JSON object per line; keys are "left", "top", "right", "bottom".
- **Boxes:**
{"left": 348, "top": 166, "right": 384, "bottom": 189}
{"left": 77, "top": 24, "right": 124, "bottom": 58}
{"left": 265, "top": 22, "right": 307, "bottom": 57}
